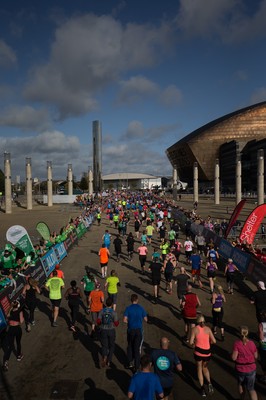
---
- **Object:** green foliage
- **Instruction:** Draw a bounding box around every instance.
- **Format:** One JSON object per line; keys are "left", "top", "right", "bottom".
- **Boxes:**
{"left": 79, "top": 176, "right": 88, "bottom": 191}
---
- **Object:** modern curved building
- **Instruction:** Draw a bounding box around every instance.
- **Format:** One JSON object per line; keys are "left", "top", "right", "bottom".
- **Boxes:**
{"left": 166, "top": 101, "right": 266, "bottom": 184}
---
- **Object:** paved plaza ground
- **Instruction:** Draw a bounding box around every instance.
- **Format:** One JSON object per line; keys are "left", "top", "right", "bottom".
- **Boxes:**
{"left": 0, "top": 196, "right": 265, "bottom": 400}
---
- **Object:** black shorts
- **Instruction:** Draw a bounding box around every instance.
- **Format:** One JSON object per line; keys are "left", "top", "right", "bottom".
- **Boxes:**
{"left": 50, "top": 299, "right": 61, "bottom": 307}
{"left": 164, "top": 272, "right": 173, "bottom": 282}
{"left": 183, "top": 316, "right": 197, "bottom": 325}
{"left": 194, "top": 354, "right": 211, "bottom": 362}
{"left": 207, "top": 270, "right": 216, "bottom": 278}
{"left": 152, "top": 278, "right": 161, "bottom": 286}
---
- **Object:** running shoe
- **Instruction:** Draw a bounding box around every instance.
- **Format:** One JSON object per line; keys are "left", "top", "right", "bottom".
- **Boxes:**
{"left": 208, "top": 383, "right": 214, "bottom": 395}
{"left": 70, "top": 325, "right": 76, "bottom": 332}
{"left": 201, "top": 388, "right": 207, "bottom": 397}
{"left": 52, "top": 321, "right": 58, "bottom": 327}
{"left": 17, "top": 354, "right": 24, "bottom": 362}
{"left": 30, "top": 320, "right": 36, "bottom": 326}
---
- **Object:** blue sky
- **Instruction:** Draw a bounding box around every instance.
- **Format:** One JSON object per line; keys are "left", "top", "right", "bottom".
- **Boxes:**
{"left": 0, "top": 0, "right": 266, "bottom": 181}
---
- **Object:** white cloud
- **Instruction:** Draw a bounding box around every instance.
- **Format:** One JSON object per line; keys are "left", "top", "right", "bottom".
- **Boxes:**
{"left": 176, "top": 0, "right": 266, "bottom": 43}
{"left": 0, "top": 130, "right": 84, "bottom": 180}
{"left": 0, "top": 105, "right": 51, "bottom": 131}
{"left": 0, "top": 39, "right": 17, "bottom": 67}
{"left": 118, "top": 76, "right": 159, "bottom": 104}
{"left": 23, "top": 13, "right": 173, "bottom": 119}
{"left": 160, "top": 85, "right": 183, "bottom": 106}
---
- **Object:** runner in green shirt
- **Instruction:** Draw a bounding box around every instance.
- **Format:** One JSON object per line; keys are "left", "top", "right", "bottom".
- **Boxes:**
{"left": 45, "top": 270, "right": 65, "bottom": 327}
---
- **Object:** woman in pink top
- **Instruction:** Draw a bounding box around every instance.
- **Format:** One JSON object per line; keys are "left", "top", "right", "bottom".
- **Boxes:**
{"left": 190, "top": 314, "right": 216, "bottom": 397}
{"left": 137, "top": 243, "right": 148, "bottom": 274}
{"left": 232, "top": 326, "right": 258, "bottom": 400}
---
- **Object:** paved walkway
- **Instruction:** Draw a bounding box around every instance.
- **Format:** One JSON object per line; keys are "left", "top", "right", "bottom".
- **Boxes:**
{"left": 0, "top": 200, "right": 265, "bottom": 400}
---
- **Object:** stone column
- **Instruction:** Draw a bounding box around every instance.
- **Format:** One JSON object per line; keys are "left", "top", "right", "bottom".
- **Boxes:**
{"left": 26, "top": 157, "right": 33, "bottom": 210}
{"left": 257, "top": 149, "right": 264, "bottom": 205}
{"left": 235, "top": 155, "right": 242, "bottom": 205}
{"left": 4, "top": 152, "right": 12, "bottom": 214}
{"left": 193, "top": 162, "right": 199, "bottom": 203}
{"left": 172, "top": 167, "right": 178, "bottom": 201}
{"left": 214, "top": 158, "right": 220, "bottom": 205}
{"left": 88, "top": 167, "right": 93, "bottom": 196}
{"left": 47, "top": 161, "right": 53, "bottom": 207}
{"left": 67, "top": 164, "right": 73, "bottom": 196}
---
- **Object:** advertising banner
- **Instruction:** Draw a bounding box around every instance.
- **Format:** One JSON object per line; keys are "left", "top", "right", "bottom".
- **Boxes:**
{"left": 76, "top": 222, "right": 87, "bottom": 239}
{"left": 53, "top": 242, "right": 68, "bottom": 263}
{"left": 36, "top": 221, "right": 51, "bottom": 241}
{"left": 239, "top": 204, "right": 266, "bottom": 244}
{"left": 0, "top": 307, "right": 7, "bottom": 332}
{"left": 225, "top": 199, "right": 246, "bottom": 238}
{"left": 26, "top": 259, "right": 47, "bottom": 286}
{"left": 40, "top": 248, "right": 58, "bottom": 277}
{"left": 6, "top": 225, "right": 35, "bottom": 256}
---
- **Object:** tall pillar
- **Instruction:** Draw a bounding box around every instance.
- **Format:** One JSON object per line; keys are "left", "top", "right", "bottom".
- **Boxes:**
{"left": 88, "top": 167, "right": 93, "bottom": 196}
{"left": 172, "top": 167, "right": 178, "bottom": 201}
{"left": 257, "top": 149, "right": 264, "bottom": 205}
{"left": 236, "top": 155, "right": 242, "bottom": 205}
{"left": 67, "top": 164, "right": 73, "bottom": 195}
{"left": 26, "top": 157, "right": 33, "bottom": 210}
{"left": 214, "top": 158, "right": 220, "bottom": 205}
{"left": 193, "top": 162, "right": 199, "bottom": 203}
{"left": 47, "top": 161, "right": 53, "bottom": 207}
{"left": 4, "top": 152, "right": 12, "bottom": 214}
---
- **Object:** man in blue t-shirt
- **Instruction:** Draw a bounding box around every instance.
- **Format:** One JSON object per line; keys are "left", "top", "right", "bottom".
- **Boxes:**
{"left": 123, "top": 294, "right": 148, "bottom": 371}
{"left": 151, "top": 337, "right": 182, "bottom": 400}
{"left": 190, "top": 249, "right": 203, "bottom": 289}
{"left": 128, "top": 354, "right": 163, "bottom": 400}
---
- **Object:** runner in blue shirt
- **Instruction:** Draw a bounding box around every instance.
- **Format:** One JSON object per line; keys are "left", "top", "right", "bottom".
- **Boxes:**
{"left": 124, "top": 294, "right": 148, "bottom": 371}
{"left": 128, "top": 354, "right": 163, "bottom": 400}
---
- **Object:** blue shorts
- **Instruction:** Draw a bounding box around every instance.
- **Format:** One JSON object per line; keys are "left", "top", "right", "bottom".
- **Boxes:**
{"left": 237, "top": 370, "right": 256, "bottom": 391}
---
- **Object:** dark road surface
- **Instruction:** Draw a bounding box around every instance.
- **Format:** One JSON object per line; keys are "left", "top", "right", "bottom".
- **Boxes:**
{"left": 0, "top": 199, "right": 265, "bottom": 400}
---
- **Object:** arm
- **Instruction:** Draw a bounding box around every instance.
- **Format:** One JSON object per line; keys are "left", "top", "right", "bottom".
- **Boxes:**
{"left": 209, "top": 328, "right": 216, "bottom": 344}
{"left": 196, "top": 295, "right": 201, "bottom": 307}
{"left": 189, "top": 327, "right": 196, "bottom": 346}
{"left": 231, "top": 350, "right": 238, "bottom": 362}
{"left": 19, "top": 310, "right": 24, "bottom": 325}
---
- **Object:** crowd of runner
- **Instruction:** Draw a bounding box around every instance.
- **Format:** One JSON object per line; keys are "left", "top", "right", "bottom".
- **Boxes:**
{"left": 1, "top": 191, "right": 266, "bottom": 399}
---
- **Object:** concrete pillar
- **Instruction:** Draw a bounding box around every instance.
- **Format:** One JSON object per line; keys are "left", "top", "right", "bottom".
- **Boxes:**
{"left": 67, "top": 164, "right": 73, "bottom": 196}
{"left": 193, "top": 162, "right": 199, "bottom": 203}
{"left": 47, "top": 161, "right": 53, "bottom": 207}
{"left": 235, "top": 155, "right": 242, "bottom": 205}
{"left": 26, "top": 157, "right": 33, "bottom": 210}
{"left": 257, "top": 149, "right": 264, "bottom": 205}
{"left": 88, "top": 167, "right": 93, "bottom": 196}
{"left": 4, "top": 152, "right": 12, "bottom": 214}
{"left": 172, "top": 167, "right": 178, "bottom": 201}
{"left": 214, "top": 158, "right": 220, "bottom": 205}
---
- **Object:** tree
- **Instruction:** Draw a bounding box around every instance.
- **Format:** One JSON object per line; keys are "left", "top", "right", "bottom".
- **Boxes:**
{"left": 79, "top": 176, "right": 88, "bottom": 191}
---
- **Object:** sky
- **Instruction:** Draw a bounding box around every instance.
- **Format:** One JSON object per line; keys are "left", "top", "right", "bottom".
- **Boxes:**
{"left": 0, "top": 0, "right": 266, "bottom": 182}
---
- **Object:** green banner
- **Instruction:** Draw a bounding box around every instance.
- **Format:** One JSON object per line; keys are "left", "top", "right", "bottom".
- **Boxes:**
{"left": 76, "top": 222, "right": 87, "bottom": 239}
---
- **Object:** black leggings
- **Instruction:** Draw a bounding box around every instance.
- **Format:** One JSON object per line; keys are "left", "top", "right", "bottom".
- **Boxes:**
{"left": 3, "top": 325, "right": 22, "bottom": 361}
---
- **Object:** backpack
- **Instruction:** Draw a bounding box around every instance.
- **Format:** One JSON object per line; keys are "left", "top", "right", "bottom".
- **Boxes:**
{"left": 102, "top": 307, "right": 114, "bottom": 326}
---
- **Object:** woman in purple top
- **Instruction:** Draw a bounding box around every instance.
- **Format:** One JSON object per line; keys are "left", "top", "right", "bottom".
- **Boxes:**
{"left": 205, "top": 259, "right": 218, "bottom": 294}
{"left": 224, "top": 258, "right": 239, "bottom": 294}
{"left": 211, "top": 285, "right": 226, "bottom": 341}
{"left": 232, "top": 326, "right": 258, "bottom": 400}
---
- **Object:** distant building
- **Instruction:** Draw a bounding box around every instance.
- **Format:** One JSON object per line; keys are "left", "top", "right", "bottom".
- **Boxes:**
{"left": 166, "top": 101, "right": 266, "bottom": 190}
{"left": 92, "top": 120, "right": 102, "bottom": 192}
{"left": 102, "top": 173, "right": 162, "bottom": 190}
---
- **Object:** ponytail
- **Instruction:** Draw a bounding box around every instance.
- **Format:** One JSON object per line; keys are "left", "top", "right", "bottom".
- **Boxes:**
{"left": 240, "top": 325, "right": 249, "bottom": 344}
